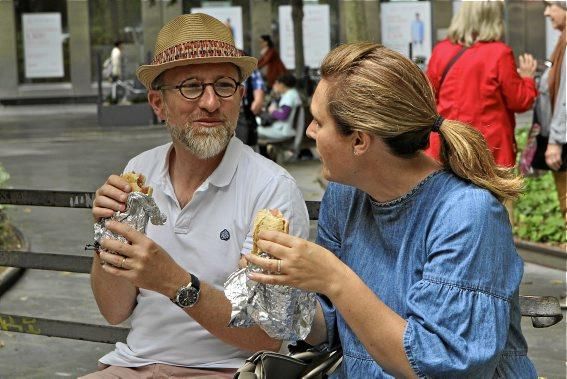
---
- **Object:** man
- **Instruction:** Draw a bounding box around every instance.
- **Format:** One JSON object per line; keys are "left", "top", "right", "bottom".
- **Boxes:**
{"left": 235, "top": 67, "right": 265, "bottom": 146}
{"left": 83, "top": 13, "right": 309, "bottom": 378}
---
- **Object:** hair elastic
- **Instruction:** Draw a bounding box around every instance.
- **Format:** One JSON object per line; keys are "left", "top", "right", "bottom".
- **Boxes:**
{"left": 432, "top": 116, "right": 444, "bottom": 133}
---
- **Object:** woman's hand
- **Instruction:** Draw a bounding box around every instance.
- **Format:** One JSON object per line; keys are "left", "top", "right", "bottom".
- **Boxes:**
{"left": 545, "top": 143, "right": 563, "bottom": 171}
{"left": 518, "top": 53, "right": 537, "bottom": 78}
{"left": 245, "top": 231, "right": 346, "bottom": 296}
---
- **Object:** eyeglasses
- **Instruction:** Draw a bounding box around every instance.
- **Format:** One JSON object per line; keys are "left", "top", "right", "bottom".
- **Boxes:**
{"left": 156, "top": 77, "right": 241, "bottom": 100}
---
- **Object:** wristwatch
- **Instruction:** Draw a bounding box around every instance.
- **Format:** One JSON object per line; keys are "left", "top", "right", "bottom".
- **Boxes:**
{"left": 171, "top": 273, "right": 200, "bottom": 308}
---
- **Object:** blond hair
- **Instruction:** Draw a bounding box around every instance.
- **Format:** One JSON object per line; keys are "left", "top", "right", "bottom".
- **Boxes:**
{"left": 320, "top": 42, "right": 523, "bottom": 202}
{"left": 447, "top": 0, "right": 504, "bottom": 47}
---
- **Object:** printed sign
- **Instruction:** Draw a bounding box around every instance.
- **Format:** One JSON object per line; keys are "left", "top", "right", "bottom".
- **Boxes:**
{"left": 22, "top": 13, "right": 64, "bottom": 78}
{"left": 278, "top": 4, "right": 331, "bottom": 70}
{"left": 193, "top": 7, "right": 244, "bottom": 50}
{"left": 381, "top": 1, "right": 432, "bottom": 63}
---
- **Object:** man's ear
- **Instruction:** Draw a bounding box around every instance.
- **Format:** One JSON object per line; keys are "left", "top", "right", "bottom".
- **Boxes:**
{"left": 352, "top": 130, "right": 372, "bottom": 157}
{"left": 148, "top": 90, "right": 166, "bottom": 122}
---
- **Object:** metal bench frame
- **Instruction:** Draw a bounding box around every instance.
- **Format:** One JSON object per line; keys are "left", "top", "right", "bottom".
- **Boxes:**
{"left": 0, "top": 189, "right": 562, "bottom": 345}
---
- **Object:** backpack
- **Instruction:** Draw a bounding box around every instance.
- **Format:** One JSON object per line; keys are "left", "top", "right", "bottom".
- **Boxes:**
{"left": 102, "top": 57, "right": 113, "bottom": 79}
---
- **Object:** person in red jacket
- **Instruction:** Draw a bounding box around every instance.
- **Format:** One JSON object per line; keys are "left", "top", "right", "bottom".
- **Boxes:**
{"left": 258, "top": 35, "right": 287, "bottom": 89}
{"left": 426, "top": 0, "right": 538, "bottom": 168}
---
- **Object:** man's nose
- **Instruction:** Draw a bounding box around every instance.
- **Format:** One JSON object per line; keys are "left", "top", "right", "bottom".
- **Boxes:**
{"left": 198, "top": 85, "right": 221, "bottom": 112}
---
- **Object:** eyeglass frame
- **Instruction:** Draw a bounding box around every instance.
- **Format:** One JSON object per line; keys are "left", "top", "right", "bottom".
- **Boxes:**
{"left": 154, "top": 76, "right": 242, "bottom": 100}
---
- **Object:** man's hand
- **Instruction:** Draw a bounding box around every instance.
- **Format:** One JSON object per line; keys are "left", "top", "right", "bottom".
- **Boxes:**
{"left": 98, "top": 221, "right": 189, "bottom": 299}
{"left": 92, "top": 175, "right": 132, "bottom": 221}
{"left": 545, "top": 143, "right": 563, "bottom": 171}
{"left": 518, "top": 53, "right": 537, "bottom": 78}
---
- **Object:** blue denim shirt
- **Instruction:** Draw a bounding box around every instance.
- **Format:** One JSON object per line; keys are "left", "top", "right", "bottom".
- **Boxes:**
{"left": 317, "top": 171, "right": 537, "bottom": 378}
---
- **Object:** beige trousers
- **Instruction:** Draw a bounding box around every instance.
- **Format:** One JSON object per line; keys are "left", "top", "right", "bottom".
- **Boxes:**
{"left": 79, "top": 363, "right": 237, "bottom": 379}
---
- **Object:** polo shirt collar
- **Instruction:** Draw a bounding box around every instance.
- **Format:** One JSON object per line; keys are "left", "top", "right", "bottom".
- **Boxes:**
{"left": 207, "top": 136, "right": 242, "bottom": 188}
{"left": 159, "top": 137, "right": 243, "bottom": 190}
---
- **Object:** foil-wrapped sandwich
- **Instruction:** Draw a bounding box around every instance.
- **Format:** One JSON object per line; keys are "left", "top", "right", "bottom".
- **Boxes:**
{"left": 224, "top": 209, "right": 316, "bottom": 341}
{"left": 93, "top": 172, "right": 166, "bottom": 251}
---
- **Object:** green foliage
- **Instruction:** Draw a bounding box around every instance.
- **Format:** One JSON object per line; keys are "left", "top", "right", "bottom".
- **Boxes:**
{"left": 513, "top": 128, "right": 566, "bottom": 244}
{"left": 0, "top": 164, "right": 16, "bottom": 250}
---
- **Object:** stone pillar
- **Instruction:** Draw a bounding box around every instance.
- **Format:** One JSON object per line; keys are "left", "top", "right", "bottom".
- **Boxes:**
{"left": 0, "top": 0, "right": 19, "bottom": 99}
{"left": 339, "top": 0, "right": 380, "bottom": 44}
{"left": 431, "top": 0, "right": 452, "bottom": 45}
{"left": 67, "top": 0, "right": 92, "bottom": 96}
{"left": 141, "top": 0, "right": 183, "bottom": 61}
{"left": 250, "top": 0, "right": 272, "bottom": 58}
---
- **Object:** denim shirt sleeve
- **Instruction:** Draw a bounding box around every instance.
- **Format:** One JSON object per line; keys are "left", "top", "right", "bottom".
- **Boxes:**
{"left": 315, "top": 183, "right": 344, "bottom": 348}
{"left": 403, "top": 189, "right": 524, "bottom": 377}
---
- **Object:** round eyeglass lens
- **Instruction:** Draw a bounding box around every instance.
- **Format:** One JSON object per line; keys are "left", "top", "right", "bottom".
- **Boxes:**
{"left": 213, "top": 78, "right": 238, "bottom": 97}
{"left": 179, "top": 77, "right": 238, "bottom": 99}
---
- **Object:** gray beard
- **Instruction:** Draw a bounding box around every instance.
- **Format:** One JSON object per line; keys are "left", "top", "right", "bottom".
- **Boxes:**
{"left": 164, "top": 114, "right": 235, "bottom": 160}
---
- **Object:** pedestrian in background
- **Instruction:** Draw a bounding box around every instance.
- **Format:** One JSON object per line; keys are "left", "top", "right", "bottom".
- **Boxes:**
{"left": 235, "top": 66, "right": 266, "bottom": 147}
{"left": 258, "top": 35, "right": 287, "bottom": 89}
{"left": 110, "top": 40, "right": 123, "bottom": 82}
{"left": 531, "top": 1, "right": 567, "bottom": 221}
{"left": 426, "top": 0, "right": 538, "bottom": 169}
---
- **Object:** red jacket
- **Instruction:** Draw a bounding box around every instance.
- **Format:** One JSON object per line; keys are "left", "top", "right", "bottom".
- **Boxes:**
{"left": 426, "top": 40, "right": 537, "bottom": 167}
{"left": 258, "top": 47, "right": 287, "bottom": 88}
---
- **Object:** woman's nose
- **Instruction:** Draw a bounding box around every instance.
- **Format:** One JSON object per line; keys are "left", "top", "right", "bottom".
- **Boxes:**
{"left": 306, "top": 122, "right": 317, "bottom": 139}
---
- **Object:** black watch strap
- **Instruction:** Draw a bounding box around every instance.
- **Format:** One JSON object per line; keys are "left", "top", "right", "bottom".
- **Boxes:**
{"left": 189, "top": 272, "right": 200, "bottom": 291}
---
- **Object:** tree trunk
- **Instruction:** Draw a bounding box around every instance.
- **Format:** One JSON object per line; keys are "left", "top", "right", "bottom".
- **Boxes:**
{"left": 291, "top": 0, "right": 305, "bottom": 82}
{"left": 343, "top": 1, "right": 368, "bottom": 43}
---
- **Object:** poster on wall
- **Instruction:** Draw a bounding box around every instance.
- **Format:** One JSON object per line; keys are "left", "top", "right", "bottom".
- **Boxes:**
{"left": 381, "top": 1, "right": 432, "bottom": 63}
{"left": 192, "top": 7, "right": 243, "bottom": 49}
{"left": 22, "top": 13, "right": 64, "bottom": 78}
{"left": 278, "top": 4, "right": 331, "bottom": 70}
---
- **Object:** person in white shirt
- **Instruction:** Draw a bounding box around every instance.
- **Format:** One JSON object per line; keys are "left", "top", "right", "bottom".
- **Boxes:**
{"left": 82, "top": 13, "right": 309, "bottom": 378}
{"left": 258, "top": 74, "right": 302, "bottom": 140}
{"left": 110, "top": 40, "right": 123, "bottom": 82}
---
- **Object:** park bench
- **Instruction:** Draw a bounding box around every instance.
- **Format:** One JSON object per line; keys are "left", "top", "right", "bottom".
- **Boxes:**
{"left": 0, "top": 188, "right": 563, "bottom": 345}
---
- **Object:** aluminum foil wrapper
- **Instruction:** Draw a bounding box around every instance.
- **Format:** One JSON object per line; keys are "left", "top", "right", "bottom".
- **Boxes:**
{"left": 93, "top": 192, "right": 166, "bottom": 247}
{"left": 224, "top": 253, "right": 317, "bottom": 341}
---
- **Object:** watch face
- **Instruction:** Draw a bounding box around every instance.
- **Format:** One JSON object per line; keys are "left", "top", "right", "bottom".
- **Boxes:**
{"left": 177, "top": 286, "right": 199, "bottom": 307}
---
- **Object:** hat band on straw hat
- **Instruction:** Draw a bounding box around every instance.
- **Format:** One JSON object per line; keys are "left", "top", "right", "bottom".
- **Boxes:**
{"left": 152, "top": 40, "right": 244, "bottom": 66}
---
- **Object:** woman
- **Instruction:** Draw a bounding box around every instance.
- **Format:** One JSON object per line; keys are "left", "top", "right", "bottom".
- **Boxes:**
{"left": 257, "top": 35, "right": 287, "bottom": 88}
{"left": 257, "top": 74, "right": 302, "bottom": 140}
{"left": 246, "top": 43, "right": 537, "bottom": 378}
{"left": 426, "top": 0, "right": 538, "bottom": 168}
{"left": 531, "top": 1, "right": 566, "bottom": 220}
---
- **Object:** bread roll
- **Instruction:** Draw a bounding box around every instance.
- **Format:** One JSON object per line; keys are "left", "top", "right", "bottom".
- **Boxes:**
{"left": 251, "top": 209, "right": 289, "bottom": 255}
{"left": 121, "top": 171, "right": 153, "bottom": 196}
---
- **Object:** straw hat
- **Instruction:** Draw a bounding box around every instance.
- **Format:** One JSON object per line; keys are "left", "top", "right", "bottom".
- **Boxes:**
{"left": 136, "top": 13, "right": 257, "bottom": 89}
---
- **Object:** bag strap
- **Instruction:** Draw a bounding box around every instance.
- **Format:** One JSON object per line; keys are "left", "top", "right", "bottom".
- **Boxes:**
{"left": 438, "top": 46, "right": 468, "bottom": 91}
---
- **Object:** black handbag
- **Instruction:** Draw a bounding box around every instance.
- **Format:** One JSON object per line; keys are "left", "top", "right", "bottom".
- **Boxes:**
{"left": 234, "top": 344, "right": 343, "bottom": 379}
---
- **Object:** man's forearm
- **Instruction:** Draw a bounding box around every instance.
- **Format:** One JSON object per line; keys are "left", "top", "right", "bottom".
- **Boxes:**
{"left": 90, "top": 252, "right": 138, "bottom": 325}
{"left": 186, "top": 282, "right": 282, "bottom": 352}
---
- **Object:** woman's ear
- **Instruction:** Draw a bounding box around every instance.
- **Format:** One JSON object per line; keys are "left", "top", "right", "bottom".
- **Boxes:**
{"left": 352, "top": 131, "right": 372, "bottom": 157}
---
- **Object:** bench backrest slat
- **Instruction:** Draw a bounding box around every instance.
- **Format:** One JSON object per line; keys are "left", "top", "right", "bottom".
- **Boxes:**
{"left": 0, "top": 189, "right": 321, "bottom": 220}
{"left": 0, "top": 312, "right": 128, "bottom": 344}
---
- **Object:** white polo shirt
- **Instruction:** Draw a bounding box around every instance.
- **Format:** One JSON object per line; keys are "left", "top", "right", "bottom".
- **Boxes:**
{"left": 100, "top": 137, "right": 309, "bottom": 368}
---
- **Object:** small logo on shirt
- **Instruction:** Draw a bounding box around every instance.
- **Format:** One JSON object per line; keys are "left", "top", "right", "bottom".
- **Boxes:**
{"left": 220, "top": 229, "right": 230, "bottom": 241}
